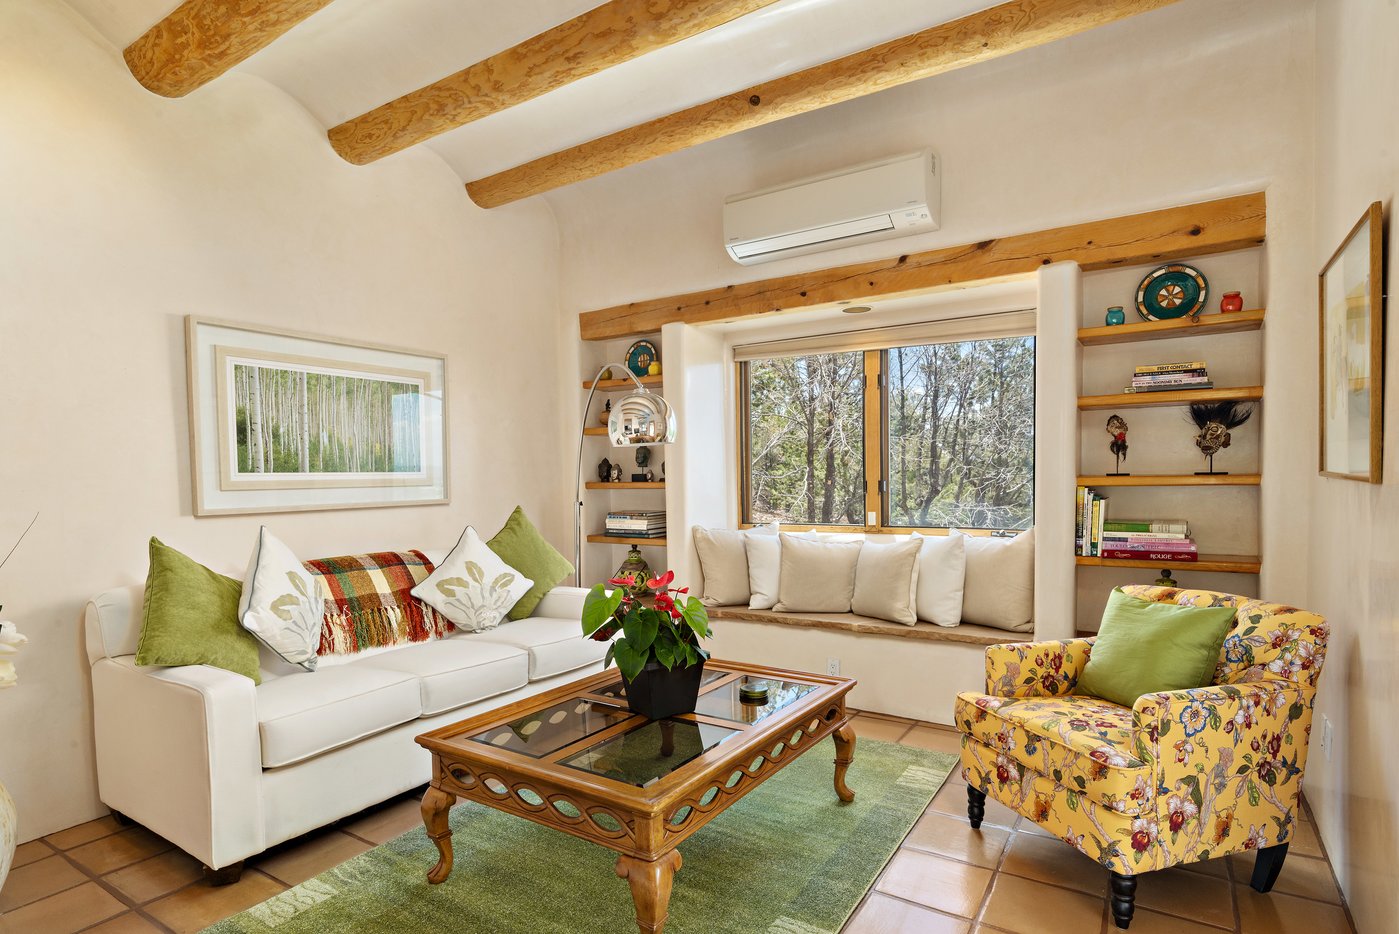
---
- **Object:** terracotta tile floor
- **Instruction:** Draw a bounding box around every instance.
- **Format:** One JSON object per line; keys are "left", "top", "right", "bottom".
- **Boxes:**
{"left": 0, "top": 714, "right": 1356, "bottom": 934}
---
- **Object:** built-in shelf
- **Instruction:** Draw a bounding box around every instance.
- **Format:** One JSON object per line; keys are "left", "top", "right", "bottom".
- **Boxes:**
{"left": 1077, "top": 474, "right": 1261, "bottom": 487}
{"left": 1077, "top": 309, "right": 1265, "bottom": 346}
{"left": 582, "top": 374, "right": 663, "bottom": 391}
{"left": 1076, "top": 554, "right": 1261, "bottom": 574}
{"left": 583, "top": 426, "right": 608, "bottom": 436}
{"left": 587, "top": 535, "right": 668, "bottom": 546}
{"left": 584, "top": 481, "right": 665, "bottom": 490}
{"left": 1078, "top": 386, "right": 1264, "bottom": 411}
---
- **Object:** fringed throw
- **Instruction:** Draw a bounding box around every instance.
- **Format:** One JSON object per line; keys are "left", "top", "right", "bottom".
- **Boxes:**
{"left": 303, "top": 550, "right": 452, "bottom": 656}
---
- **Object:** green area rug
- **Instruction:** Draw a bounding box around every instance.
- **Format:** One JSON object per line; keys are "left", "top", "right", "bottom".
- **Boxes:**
{"left": 206, "top": 738, "right": 955, "bottom": 934}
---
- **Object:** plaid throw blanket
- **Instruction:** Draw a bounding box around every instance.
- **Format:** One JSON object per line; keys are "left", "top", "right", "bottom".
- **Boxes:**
{"left": 303, "top": 550, "right": 452, "bottom": 655}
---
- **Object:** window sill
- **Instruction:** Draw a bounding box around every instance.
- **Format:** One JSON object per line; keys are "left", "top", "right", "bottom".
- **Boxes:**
{"left": 706, "top": 606, "right": 1020, "bottom": 646}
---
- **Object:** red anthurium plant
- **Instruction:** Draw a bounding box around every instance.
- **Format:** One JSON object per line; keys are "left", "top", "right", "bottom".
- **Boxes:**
{"left": 581, "top": 570, "right": 711, "bottom": 683}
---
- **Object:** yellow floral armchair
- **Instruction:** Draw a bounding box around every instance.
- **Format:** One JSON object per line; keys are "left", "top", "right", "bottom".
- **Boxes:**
{"left": 956, "top": 586, "right": 1328, "bottom": 930}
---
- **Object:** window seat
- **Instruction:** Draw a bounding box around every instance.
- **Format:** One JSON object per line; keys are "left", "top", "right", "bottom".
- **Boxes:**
{"left": 706, "top": 606, "right": 1020, "bottom": 646}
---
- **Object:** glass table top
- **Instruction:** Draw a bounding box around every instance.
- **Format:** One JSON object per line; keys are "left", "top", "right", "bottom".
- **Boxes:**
{"left": 468, "top": 697, "right": 632, "bottom": 758}
{"left": 694, "top": 676, "right": 818, "bottom": 725}
{"left": 562, "top": 719, "right": 738, "bottom": 788}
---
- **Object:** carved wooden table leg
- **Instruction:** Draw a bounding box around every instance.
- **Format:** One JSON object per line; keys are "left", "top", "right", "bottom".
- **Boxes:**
{"left": 616, "top": 850, "right": 683, "bottom": 934}
{"left": 421, "top": 785, "right": 457, "bottom": 884}
{"left": 832, "top": 720, "right": 857, "bottom": 803}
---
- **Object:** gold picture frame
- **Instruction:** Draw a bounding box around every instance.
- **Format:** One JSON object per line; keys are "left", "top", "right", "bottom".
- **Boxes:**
{"left": 1319, "top": 202, "right": 1385, "bottom": 482}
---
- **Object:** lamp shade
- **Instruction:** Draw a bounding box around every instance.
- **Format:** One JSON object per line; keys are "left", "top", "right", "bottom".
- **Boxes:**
{"left": 608, "top": 389, "right": 676, "bottom": 446}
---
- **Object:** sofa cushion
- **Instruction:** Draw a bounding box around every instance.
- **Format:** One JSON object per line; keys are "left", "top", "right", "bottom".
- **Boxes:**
{"left": 361, "top": 638, "right": 529, "bottom": 715}
{"left": 469, "top": 617, "right": 607, "bottom": 680}
{"left": 256, "top": 666, "right": 421, "bottom": 768}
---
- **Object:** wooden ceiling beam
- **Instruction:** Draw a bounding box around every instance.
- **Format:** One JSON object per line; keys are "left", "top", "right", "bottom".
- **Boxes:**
{"left": 328, "top": 0, "right": 783, "bottom": 166}
{"left": 467, "top": 0, "right": 1182, "bottom": 208}
{"left": 578, "top": 192, "right": 1266, "bottom": 340}
{"left": 124, "top": 0, "right": 335, "bottom": 97}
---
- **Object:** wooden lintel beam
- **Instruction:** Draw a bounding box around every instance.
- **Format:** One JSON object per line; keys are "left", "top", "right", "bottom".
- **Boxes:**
{"left": 578, "top": 192, "right": 1266, "bottom": 341}
{"left": 124, "top": 0, "right": 335, "bottom": 97}
{"left": 328, "top": 0, "right": 783, "bottom": 166}
{"left": 467, "top": 0, "right": 1183, "bottom": 207}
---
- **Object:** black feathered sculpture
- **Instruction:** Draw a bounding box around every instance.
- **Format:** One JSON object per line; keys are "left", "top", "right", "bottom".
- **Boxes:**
{"left": 1187, "top": 401, "right": 1254, "bottom": 474}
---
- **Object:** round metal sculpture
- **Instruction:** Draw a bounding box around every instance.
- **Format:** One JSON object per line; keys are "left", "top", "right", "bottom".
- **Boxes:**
{"left": 608, "top": 390, "right": 677, "bottom": 446}
{"left": 1136, "top": 263, "right": 1208, "bottom": 321}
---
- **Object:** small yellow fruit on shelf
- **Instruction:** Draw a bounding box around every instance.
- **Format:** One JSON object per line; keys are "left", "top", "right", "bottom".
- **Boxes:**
{"left": 647, "top": 362, "right": 662, "bottom": 376}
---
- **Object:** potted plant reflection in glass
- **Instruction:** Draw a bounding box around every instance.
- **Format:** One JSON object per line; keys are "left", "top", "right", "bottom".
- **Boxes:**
{"left": 581, "top": 570, "right": 711, "bottom": 719}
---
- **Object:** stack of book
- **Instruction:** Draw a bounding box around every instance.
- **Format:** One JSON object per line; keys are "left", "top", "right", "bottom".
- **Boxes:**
{"left": 1076, "top": 486, "right": 1197, "bottom": 560}
{"left": 1076, "top": 486, "right": 1107, "bottom": 556}
{"left": 1125, "top": 360, "right": 1212, "bottom": 393}
{"left": 605, "top": 510, "right": 667, "bottom": 538}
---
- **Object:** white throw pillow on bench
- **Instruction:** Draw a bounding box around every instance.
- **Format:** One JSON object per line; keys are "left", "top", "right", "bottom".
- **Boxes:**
{"left": 692, "top": 523, "right": 776, "bottom": 607}
{"left": 774, "top": 534, "right": 862, "bottom": 613}
{"left": 912, "top": 531, "right": 967, "bottom": 628}
{"left": 851, "top": 537, "right": 922, "bottom": 625}
{"left": 957, "top": 527, "right": 1034, "bottom": 632}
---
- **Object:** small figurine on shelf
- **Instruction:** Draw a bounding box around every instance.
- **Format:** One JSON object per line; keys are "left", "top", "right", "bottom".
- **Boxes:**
{"left": 1219, "top": 291, "right": 1244, "bottom": 313}
{"left": 610, "top": 463, "right": 623, "bottom": 483}
{"left": 634, "top": 446, "right": 651, "bottom": 467}
{"left": 598, "top": 399, "right": 612, "bottom": 426}
{"left": 1187, "top": 401, "right": 1255, "bottom": 475}
{"left": 1105, "top": 306, "right": 1126, "bottom": 326}
{"left": 597, "top": 458, "right": 612, "bottom": 482}
{"left": 644, "top": 468, "right": 656, "bottom": 482}
{"left": 1155, "top": 569, "right": 1178, "bottom": 587}
{"left": 1106, "top": 415, "right": 1130, "bottom": 476}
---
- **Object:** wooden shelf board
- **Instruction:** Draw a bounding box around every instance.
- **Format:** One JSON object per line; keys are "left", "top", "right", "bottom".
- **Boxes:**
{"left": 583, "top": 426, "right": 608, "bottom": 436}
{"left": 587, "top": 534, "right": 668, "bottom": 546}
{"left": 582, "top": 374, "right": 663, "bottom": 390}
{"left": 1078, "top": 309, "right": 1264, "bottom": 345}
{"left": 585, "top": 481, "right": 665, "bottom": 490}
{"left": 1076, "top": 554, "right": 1261, "bottom": 574}
{"left": 1078, "top": 386, "right": 1263, "bottom": 411}
{"left": 1077, "top": 474, "right": 1261, "bottom": 487}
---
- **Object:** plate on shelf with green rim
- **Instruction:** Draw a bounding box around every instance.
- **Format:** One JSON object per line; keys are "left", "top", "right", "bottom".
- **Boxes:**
{"left": 625, "top": 339, "right": 659, "bottom": 377}
{"left": 1135, "top": 263, "right": 1209, "bottom": 321}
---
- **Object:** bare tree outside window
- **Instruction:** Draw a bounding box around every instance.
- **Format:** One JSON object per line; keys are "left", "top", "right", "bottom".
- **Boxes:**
{"left": 746, "top": 352, "right": 864, "bottom": 526}
{"left": 887, "top": 337, "right": 1034, "bottom": 529}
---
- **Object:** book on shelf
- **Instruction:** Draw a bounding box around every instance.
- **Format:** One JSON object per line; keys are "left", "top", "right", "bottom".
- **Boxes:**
{"left": 1103, "top": 519, "right": 1189, "bottom": 534}
{"left": 1075, "top": 485, "right": 1111, "bottom": 556}
{"left": 602, "top": 529, "right": 667, "bottom": 538}
{"left": 1101, "top": 531, "right": 1190, "bottom": 542}
{"left": 1135, "top": 361, "right": 1207, "bottom": 375}
{"left": 1101, "top": 549, "right": 1200, "bottom": 562}
{"left": 1132, "top": 368, "right": 1209, "bottom": 381}
{"left": 1100, "top": 540, "right": 1198, "bottom": 553}
{"left": 1122, "top": 382, "right": 1214, "bottom": 393}
{"left": 1131, "top": 373, "right": 1209, "bottom": 386}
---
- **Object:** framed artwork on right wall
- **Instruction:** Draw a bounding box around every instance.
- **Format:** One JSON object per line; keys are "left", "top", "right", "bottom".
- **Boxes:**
{"left": 1319, "top": 200, "right": 1386, "bottom": 482}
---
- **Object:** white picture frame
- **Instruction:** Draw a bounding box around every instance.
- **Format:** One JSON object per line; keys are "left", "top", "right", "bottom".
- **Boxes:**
{"left": 186, "top": 316, "right": 449, "bottom": 515}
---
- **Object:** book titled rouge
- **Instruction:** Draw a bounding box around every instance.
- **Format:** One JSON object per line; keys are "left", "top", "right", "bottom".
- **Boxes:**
{"left": 1101, "top": 549, "right": 1199, "bottom": 561}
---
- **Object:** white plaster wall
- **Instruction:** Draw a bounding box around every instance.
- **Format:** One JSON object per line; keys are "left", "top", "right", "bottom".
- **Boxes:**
{"left": 1306, "top": 2, "right": 1399, "bottom": 931}
{"left": 0, "top": 0, "right": 566, "bottom": 840}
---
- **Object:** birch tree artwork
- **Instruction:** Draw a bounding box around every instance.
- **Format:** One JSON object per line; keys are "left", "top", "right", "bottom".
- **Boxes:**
{"left": 232, "top": 363, "right": 423, "bottom": 476}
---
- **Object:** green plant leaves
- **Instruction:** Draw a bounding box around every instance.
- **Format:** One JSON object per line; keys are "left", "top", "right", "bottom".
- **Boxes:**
{"left": 612, "top": 638, "right": 646, "bottom": 682}
{"left": 623, "top": 609, "right": 659, "bottom": 653}
{"left": 581, "top": 584, "right": 623, "bottom": 637}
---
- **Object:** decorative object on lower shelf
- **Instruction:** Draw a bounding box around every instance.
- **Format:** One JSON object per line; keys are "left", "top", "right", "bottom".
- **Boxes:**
{"left": 611, "top": 547, "right": 652, "bottom": 597}
{"left": 582, "top": 569, "right": 711, "bottom": 720}
{"left": 634, "top": 445, "right": 651, "bottom": 467}
{"left": 1220, "top": 291, "right": 1244, "bottom": 313}
{"left": 610, "top": 463, "right": 623, "bottom": 482}
{"left": 597, "top": 457, "right": 612, "bottom": 482}
{"left": 1105, "top": 306, "right": 1126, "bottom": 326}
{"left": 1187, "top": 401, "right": 1255, "bottom": 475}
{"left": 1106, "top": 415, "right": 1129, "bottom": 475}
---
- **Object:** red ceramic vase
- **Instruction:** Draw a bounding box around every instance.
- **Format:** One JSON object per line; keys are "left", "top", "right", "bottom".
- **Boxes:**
{"left": 1220, "top": 291, "right": 1244, "bottom": 313}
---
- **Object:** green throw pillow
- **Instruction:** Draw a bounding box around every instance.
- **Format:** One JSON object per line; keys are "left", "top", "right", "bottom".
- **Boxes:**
{"left": 1075, "top": 588, "right": 1235, "bottom": 707}
{"left": 135, "top": 537, "right": 261, "bottom": 684}
{"left": 486, "top": 507, "right": 573, "bottom": 620}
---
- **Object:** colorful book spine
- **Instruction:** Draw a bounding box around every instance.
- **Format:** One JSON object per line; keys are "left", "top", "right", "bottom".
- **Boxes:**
{"left": 1103, "top": 520, "right": 1189, "bottom": 534}
{"left": 1131, "top": 373, "right": 1209, "bottom": 385}
{"left": 1090, "top": 496, "right": 1104, "bottom": 556}
{"left": 1122, "top": 382, "right": 1214, "bottom": 393}
{"left": 1101, "top": 531, "right": 1190, "bottom": 541}
{"left": 1101, "top": 541, "right": 1198, "bottom": 553}
{"left": 1075, "top": 486, "right": 1086, "bottom": 556}
{"left": 1101, "top": 549, "right": 1200, "bottom": 562}
{"left": 1135, "top": 361, "right": 1208, "bottom": 374}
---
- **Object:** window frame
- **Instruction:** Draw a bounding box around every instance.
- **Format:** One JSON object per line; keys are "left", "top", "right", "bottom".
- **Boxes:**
{"left": 737, "top": 341, "right": 1034, "bottom": 536}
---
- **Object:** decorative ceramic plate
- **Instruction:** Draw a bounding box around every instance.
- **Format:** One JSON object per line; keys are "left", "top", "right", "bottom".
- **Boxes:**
{"left": 1135, "top": 264, "right": 1208, "bottom": 321}
{"left": 625, "top": 340, "right": 659, "bottom": 377}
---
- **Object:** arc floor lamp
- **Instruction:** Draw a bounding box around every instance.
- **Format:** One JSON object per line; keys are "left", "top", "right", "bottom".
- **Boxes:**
{"left": 574, "top": 365, "right": 677, "bottom": 586}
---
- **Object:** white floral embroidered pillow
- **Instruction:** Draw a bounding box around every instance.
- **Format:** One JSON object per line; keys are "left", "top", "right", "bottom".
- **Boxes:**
{"left": 239, "top": 527, "right": 326, "bottom": 671}
{"left": 412, "top": 526, "right": 534, "bottom": 632}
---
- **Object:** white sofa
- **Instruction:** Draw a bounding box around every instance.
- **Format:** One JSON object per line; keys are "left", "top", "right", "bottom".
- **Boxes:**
{"left": 84, "top": 559, "right": 605, "bottom": 882}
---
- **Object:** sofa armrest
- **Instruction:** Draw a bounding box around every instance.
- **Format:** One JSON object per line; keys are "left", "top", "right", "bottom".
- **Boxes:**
{"left": 91, "top": 658, "right": 264, "bottom": 869}
{"left": 532, "top": 585, "right": 591, "bottom": 620}
{"left": 1131, "top": 681, "right": 1315, "bottom": 829}
{"left": 984, "top": 637, "right": 1095, "bottom": 698}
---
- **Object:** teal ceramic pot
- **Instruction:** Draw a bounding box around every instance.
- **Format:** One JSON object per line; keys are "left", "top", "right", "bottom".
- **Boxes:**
{"left": 1105, "top": 306, "right": 1126, "bottom": 326}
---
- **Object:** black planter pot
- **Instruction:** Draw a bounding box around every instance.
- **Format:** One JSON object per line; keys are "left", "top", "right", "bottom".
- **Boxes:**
{"left": 623, "top": 658, "right": 706, "bottom": 720}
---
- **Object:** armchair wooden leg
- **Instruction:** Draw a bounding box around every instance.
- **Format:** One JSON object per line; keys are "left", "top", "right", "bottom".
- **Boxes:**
{"left": 202, "top": 861, "right": 244, "bottom": 886}
{"left": 1250, "top": 842, "right": 1289, "bottom": 893}
{"left": 1109, "top": 872, "right": 1136, "bottom": 929}
{"left": 966, "top": 786, "right": 986, "bottom": 829}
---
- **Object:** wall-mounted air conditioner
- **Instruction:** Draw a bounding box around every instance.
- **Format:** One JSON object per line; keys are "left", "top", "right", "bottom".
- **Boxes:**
{"left": 722, "top": 150, "right": 940, "bottom": 266}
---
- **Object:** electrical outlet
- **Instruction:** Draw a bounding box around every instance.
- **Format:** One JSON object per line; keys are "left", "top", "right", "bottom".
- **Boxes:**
{"left": 1321, "top": 716, "right": 1333, "bottom": 761}
{"left": 826, "top": 657, "right": 840, "bottom": 676}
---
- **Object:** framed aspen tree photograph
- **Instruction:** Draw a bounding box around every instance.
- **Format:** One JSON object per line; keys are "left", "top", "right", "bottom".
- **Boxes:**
{"left": 186, "top": 317, "right": 448, "bottom": 515}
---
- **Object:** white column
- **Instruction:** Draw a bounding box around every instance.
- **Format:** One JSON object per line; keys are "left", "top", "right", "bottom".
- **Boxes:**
{"left": 1033, "top": 261, "right": 1082, "bottom": 641}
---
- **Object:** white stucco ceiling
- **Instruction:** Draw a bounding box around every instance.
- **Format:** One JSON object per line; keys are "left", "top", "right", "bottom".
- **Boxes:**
{"left": 64, "top": 0, "right": 994, "bottom": 185}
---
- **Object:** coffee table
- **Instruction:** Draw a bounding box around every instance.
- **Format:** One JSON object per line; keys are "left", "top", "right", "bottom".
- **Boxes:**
{"left": 415, "top": 659, "right": 857, "bottom": 934}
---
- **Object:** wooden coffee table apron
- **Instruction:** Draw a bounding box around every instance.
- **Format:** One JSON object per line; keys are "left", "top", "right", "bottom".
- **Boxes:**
{"left": 416, "top": 660, "right": 857, "bottom": 934}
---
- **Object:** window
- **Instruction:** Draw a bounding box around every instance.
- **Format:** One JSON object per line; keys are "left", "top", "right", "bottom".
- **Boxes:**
{"left": 740, "top": 336, "right": 1034, "bottom": 531}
